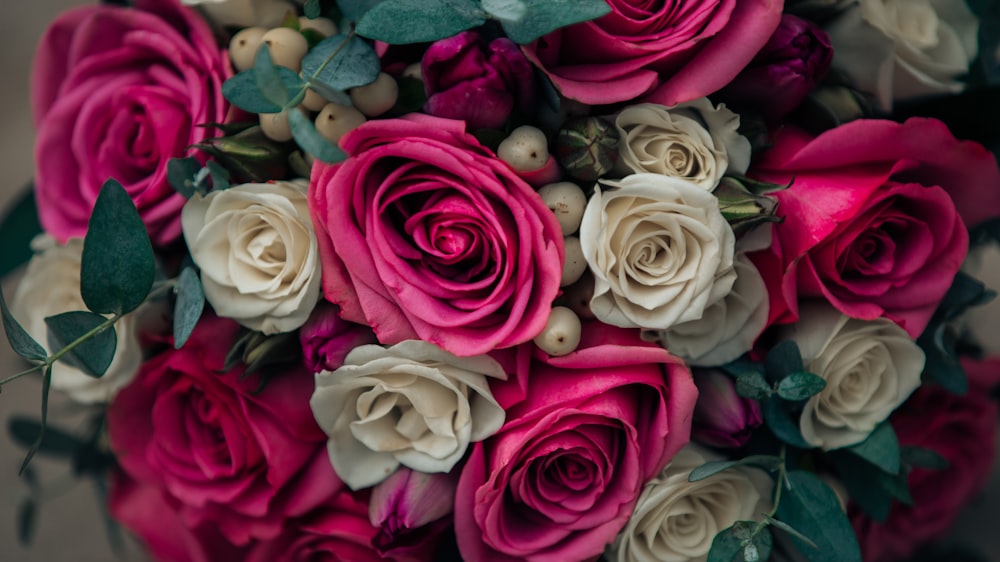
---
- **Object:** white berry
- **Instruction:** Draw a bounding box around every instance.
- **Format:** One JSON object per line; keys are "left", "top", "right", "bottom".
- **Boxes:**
{"left": 538, "top": 181, "right": 587, "bottom": 235}
{"left": 561, "top": 236, "right": 588, "bottom": 287}
{"left": 301, "top": 88, "right": 328, "bottom": 112}
{"left": 402, "top": 63, "right": 423, "bottom": 81}
{"left": 261, "top": 27, "right": 308, "bottom": 72}
{"left": 229, "top": 27, "right": 267, "bottom": 72}
{"left": 497, "top": 126, "right": 548, "bottom": 172}
{"left": 350, "top": 73, "right": 399, "bottom": 117}
{"left": 259, "top": 111, "right": 293, "bottom": 142}
{"left": 299, "top": 16, "right": 338, "bottom": 37}
{"left": 533, "top": 306, "right": 582, "bottom": 356}
{"left": 315, "top": 103, "right": 367, "bottom": 144}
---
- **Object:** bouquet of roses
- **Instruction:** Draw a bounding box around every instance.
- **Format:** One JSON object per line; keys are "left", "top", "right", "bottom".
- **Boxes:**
{"left": 3, "top": 0, "right": 1000, "bottom": 560}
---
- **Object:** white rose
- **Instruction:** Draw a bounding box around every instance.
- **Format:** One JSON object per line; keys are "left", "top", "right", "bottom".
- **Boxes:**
{"left": 651, "top": 253, "right": 769, "bottom": 366}
{"left": 607, "top": 444, "right": 773, "bottom": 562}
{"left": 182, "top": 0, "right": 298, "bottom": 28}
{"left": 614, "top": 99, "right": 751, "bottom": 191}
{"left": 580, "top": 173, "right": 737, "bottom": 330}
{"left": 825, "top": 0, "right": 979, "bottom": 109}
{"left": 783, "top": 303, "right": 924, "bottom": 450}
{"left": 310, "top": 340, "right": 506, "bottom": 490}
{"left": 182, "top": 180, "right": 321, "bottom": 335}
{"left": 10, "top": 236, "right": 141, "bottom": 404}
{"left": 958, "top": 241, "right": 1000, "bottom": 355}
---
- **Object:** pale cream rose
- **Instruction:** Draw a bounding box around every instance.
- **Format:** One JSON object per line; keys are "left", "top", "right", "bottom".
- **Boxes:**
{"left": 607, "top": 444, "right": 773, "bottom": 562}
{"left": 580, "top": 173, "right": 737, "bottom": 330}
{"left": 651, "top": 253, "right": 769, "bottom": 366}
{"left": 182, "top": 0, "right": 298, "bottom": 27}
{"left": 182, "top": 180, "right": 321, "bottom": 335}
{"left": 783, "top": 303, "right": 924, "bottom": 450}
{"left": 10, "top": 236, "right": 141, "bottom": 404}
{"left": 614, "top": 99, "right": 751, "bottom": 191}
{"left": 310, "top": 340, "right": 506, "bottom": 490}
{"left": 825, "top": 0, "right": 979, "bottom": 109}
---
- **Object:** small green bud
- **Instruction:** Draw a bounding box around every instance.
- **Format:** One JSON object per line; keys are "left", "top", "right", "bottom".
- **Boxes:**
{"left": 555, "top": 116, "right": 619, "bottom": 182}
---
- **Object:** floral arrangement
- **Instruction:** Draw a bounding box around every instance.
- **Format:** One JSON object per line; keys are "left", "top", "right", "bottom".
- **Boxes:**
{"left": 2, "top": 0, "right": 1000, "bottom": 561}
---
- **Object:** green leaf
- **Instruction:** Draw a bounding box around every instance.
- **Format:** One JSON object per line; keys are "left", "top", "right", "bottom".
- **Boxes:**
{"left": 707, "top": 524, "right": 745, "bottom": 562}
{"left": 846, "top": 421, "right": 901, "bottom": 474}
{"left": 167, "top": 157, "right": 203, "bottom": 198}
{"left": 742, "top": 526, "right": 772, "bottom": 562}
{"left": 766, "top": 340, "right": 805, "bottom": 381}
{"left": 45, "top": 311, "right": 116, "bottom": 378}
{"left": 763, "top": 398, "right": 813, "bottom": 449}
{"left": 776, "top": 372, "right": 826, "bottom": 401}
{"left": 901, "top": 445, "right": 949, "bottom": 470}
{"left": 301, "top": 34, "right": 380, "bottom": 92}
{"left": 173, "top": 268, "right": 205, "bottom": 350}
{"left": 776, "top": 471, "right": 862, "bottom": 562}
{"left": 338, "top": 0, "right": 385, "bottom": 21}
{"left": 19, "top": 366, "right": 52, "bottom": 475}
{"left": 80, "top": 179, "right": 155, "bottom": 316}
{"left": 288, "top": 107, "right": 348, "bottom": 163}
{"left": 223, "top": 68, "right": 306, "bottom": 114}
{"left": 1, "top": 286, "right": 47, "bottom": 362}
{"left": 356, "top": 0, "right": 486, "bottom": 44}
{"left": 919, "top": 321, "right": 968, "bottom": 394}
{"left": 762, "top": 514, "right": 819, "bottom": 550}
{"left": 736, "top": 370, "right": 772, "bottom": 400}
{"left": 304, "top": 0, "right": 322, "bottom": 18}
{"left": 688, "top": 455, "right": 783, "bottom": 482}
{"left": 879, "top": 468, "right": 913, "bottom": 505}
{"left": 17, "top": 498, "right": 36, "bottom": 546}
{"left": 205, "top": 160, "right": 231, "bottom": 190}
{"left": 831, "top": 452, "right": 893, "bottom": 521}
{"left": 255, "top": 45, "right": 294, "bottom": 107}
{"left": 707, "top": 521, "right": 771, "bottom": 562}
{"left": 8, "top": 417, "right": 83, "bottom": 458}
{"left": 481, "top": 0, "right": 527, "bottom": 20}
{"left": 497, "top": 0, "right": 611, "bottom": 44}
{"left": 0, "top": 184, "right": 43, "bottom": 278}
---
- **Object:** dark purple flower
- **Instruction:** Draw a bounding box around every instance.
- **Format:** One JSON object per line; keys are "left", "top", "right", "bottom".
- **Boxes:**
{"left": 369, "top": 467, "right": 458, "bottom": 561}
{"left": 299, "top": 301, "right": 377, "bottom": 373}
{"left": 422, "top": 30, "right": 535, "bottom": 130}
{"left": 717, "top": 14, "right": 833, "bottom": 122}
{"left": 691, "top": 368, "right": 763, "bottom": 448}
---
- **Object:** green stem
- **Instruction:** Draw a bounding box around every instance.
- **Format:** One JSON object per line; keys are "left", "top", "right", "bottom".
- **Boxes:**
{"left": 753, "top": 445, "right": 787, "bottom": 538}
{"left": 45, "top": 315, "right": 120, "bottom": 367}
{"left": 0, "top": 364, "right": 44, "bottom": 387}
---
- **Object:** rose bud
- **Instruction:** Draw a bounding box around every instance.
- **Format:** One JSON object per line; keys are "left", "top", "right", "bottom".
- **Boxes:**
{"left": 299, "top": 301, "right": 377, "bottom": 373}
{"left": 555, "top": 116, "right": 619, "bottom": 181}
{"left": 370, "top": 468, "right": 458, "bottom": 562}
{"left": 716, "top": 14, "right": 833, "bottom": 122}
{"left": 422, "top": 30, "right": 535, "bottom": 130}
{"left": 691, "top": 368, "right": 763, "bottom": 448}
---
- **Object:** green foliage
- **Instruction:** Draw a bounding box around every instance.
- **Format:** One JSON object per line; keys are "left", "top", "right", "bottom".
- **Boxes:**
{"left": 846, "top": 422, "right": 900, "bottom": 475}
{"left": 707, "top": 521, "right": 773, "bottom": 562}
{"left": 688, "top": 455, "right": 783, "bottom": 483}
{"left": 765, "top": 340, "right": 804, "bottom": 380}
{"left": 223, "top": 67, "right": 306, "bottom": 114}
{"left": 901, "top": 446, "right": 949, "bottom": 470}
{"left": 288, "top": 107, "right": 348, "bottom": 163}
{"left": 44, "top": 312, "right": 117, "bottom": 378}
{"left": 192, "top": 127, "right": 294, "bottom": 184}
{"left": 736, "top": 370, "right": 772, "bottom": 400}
{"left": 338, "top": 0, "right": 385, "bottom": 21}
{"left": 356, "top": 0, "right": 486, "bottom": 43}
{"left": 80, "top": 179, "right": 155, "bottom": 316}
{"left": 19, "top": 366, "right": 51, "bottom": 475}
{"left": 0, "top": 286, "right": 47, "bottom": 362}
{"left": 304, "top": 0, "right": 322, "bottom": 18}
{"left": 302, "top": 34, "right": 380, "bottom": 92}
{"left": 167, "top": 157, "right": 203, "bottom": 198}
{"left": 489, "top": 0, "right": 611, "bottom": 44}
{"left": 255, "top": 47, "right": 306, "bottom": 108}
{"left": 17, "top": 495, "right": 35, "bottom": 546}
{"left": 0, "top": 184, "right": 43, "bottom": 278}
{"left": 762, "top": 397, "right": 813, "bottom": 449}
{"left": 775, "top": 372, "right": 826, "bottom": 401}
{"left": 8, "top": 417, "right": 84, "bottom": 458}
{"left": 173, "top": 267, "right": 205, "bottom": 350}
{"left": 762, "top": 514, "right": 818, "bottom": 550}
{"left": 831, "top": 453, "right": 894, "bottom": 521}
{"left": 776, "top": 471, "right": 862, "bottom": 562}
{"left": 976, "top": 0, "right": 1000, "bottom": 84}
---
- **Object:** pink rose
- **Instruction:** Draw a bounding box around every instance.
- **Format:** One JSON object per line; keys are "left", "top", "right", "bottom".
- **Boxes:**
{"left": 107, "top": 314, "right": 341, "bottom": 545}
{"left": 109, "top": 472, "right": 247, "bottom": 562}
{"left": 422, "top": 31, "right": 535, "bottom": 130}
{"left": 455, "top": 324, "right": 697, "bottom": 561}
{"left": 522, "top": 0, "right": 783, "bottom": 105}
{"left": 245, "top": 489, "right": 384, "bottom": 562}
{"left": 750, "top": 118, "right": 987, "bottom": 337}
{"left": 369, "top": 468, "right": 458, "bottom": 561}
{"left": 32, "top": 0, "right": 229, "bottom": 246}
{"left": 299, "top": 301, "right": 378, "bottom": 373}
{"left": 851, "top": 383, "right": 998, "bottom": 562}
{"left": 309, "top": 114, "right": 564, "bottom": 357}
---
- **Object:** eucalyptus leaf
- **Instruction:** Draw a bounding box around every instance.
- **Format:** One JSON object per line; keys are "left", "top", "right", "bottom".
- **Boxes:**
{"left": 254, "top": 46, "right": 293, "bottom": 107}
{"left": 288, "top": 107, "right": 348, "bottom": 163}
{"left": 0, "top": 184, "right": 43, "bottom": 278}
{"left": 223, "top": 68, "right": 306, "bottom": 114}
{"left": 763, "top": 398, "right": 813, "bottom": 449}
{"left": 166, "top": 157, "right": 202, "bottom": 198}
{"left": 356, "top": 0, "right": 486, "bottom": 44}
{"left": 338, "top": 0, "right": 385, "bottom": 21}
{"left": 688, "top": 455, "right": 783, "bottom": 482}
{"left": 80, "top": 179, "right": 155, "bottom": 316}
{"left": 765, "top": 340, "right": 805, "bottom": 381}
{"left": 8, "top": 417, "right": 83, "bottom": 458}
{"left": 846, "top": 421, "right": 901, "bottom": 475}
{"left": 45, "top": 312, "right": 117, "bottom": 378}
{"left": 304, "top": 0, "right": 322, "bottom": 17}
{"left": 901, "top": 445, "right": 949, "bottom": 471}
{"left": 301, "top": 34, "right": 380, "bottom": 91}
{"left": 775, "top": 470, "right": 862, "bottom": 562}
{"left": 776, "top": 372, "right": 826, "bottom": 401}
{"left": 497, "top": 0, "right": 612, "bottom": 44}
{"left": 205, "top": 160, "right": 231, "bottom": 190}
{"left": 762, "top": 514, "right": 819, "bottom": 550}
{"left": 831, "top": 452, "right": 893, "bottom": 522}
{"left": 19, "top": 366, "right": 52, "bottom": 475}
{"left": 17, "top": 498, "right": 36, "bottom": 546}
{"left": 879, "top": 469, "right": 913, "bottom": 505}
{"left": 173, "top": 268, "right": 205, "bottom": 350}
{"left": 736, "top": 371, "right": 772, "bottom": 400}
{"left": 706, "top": 524, "right": 744, "bottom": 562}
{"left": 481, "top": 0, "right": 527, "bottom": 20}
{"left": 1, "top": 286, "right": 47, "bottom": 362}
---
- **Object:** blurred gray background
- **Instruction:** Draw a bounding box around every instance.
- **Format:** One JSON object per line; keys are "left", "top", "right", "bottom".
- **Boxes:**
{"left": 0, "top": 1, "right": 999, "bottom": 561}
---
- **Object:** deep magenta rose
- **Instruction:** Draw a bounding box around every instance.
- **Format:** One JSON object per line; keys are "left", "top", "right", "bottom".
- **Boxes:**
{"left": 299, "top": 301, "right": 377, "bottom": 373}
{"left": 109, "top": 472, "right": 246, "bottom": 562}
{"left": 851, "top": 383, "right": 998, "bottom": 562}
{"left": 455, "top": 323, "right": 697, "bottom": 561}
{"left": 691, "top": 368, "right": 762, "bottom": 448}
{"left": 32, "top": 0, "right": 229, "bottom": 246}
{"left": 749, "top": 118, "right": 992, "bottom": 337}
{"left": 422, "top": 31, "right": 535, "bottom": 130}
{"left": 107, "top": 314, "right": 342, "bottom": 545}
{"left": 309, "top": 114, "right": 564, "bottom": 357}
{"left": 522, "top": 0, "right": 783, "bottom": 105}
{"left": 716, "top": 14, "right": 832, "bottom": 122}
{"left": 245, "top": 489, "right": 384, "bottom": 562}
{"left": 369, "top": 467, "right": 458, "bottom": 561}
